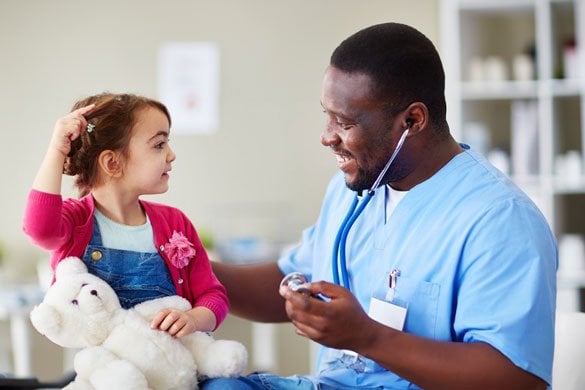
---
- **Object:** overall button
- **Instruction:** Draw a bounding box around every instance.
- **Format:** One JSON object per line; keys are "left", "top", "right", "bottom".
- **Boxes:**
{"left": 178, "top": 278, "right": 184, "bottom": 284}
{"left": 159, "top": 245, "right": 165, "bottom": 251}
{"left": 91, "top": 250, "right": 103, "bottom": 262}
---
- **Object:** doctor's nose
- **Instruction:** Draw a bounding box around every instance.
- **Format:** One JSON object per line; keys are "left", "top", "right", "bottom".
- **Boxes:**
{"left": 321, "top": 122, "right": 341, "bottom": 148}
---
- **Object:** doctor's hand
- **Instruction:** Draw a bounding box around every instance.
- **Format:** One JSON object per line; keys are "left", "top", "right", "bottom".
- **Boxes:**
{"left": 281, "top": 280, "right": 378, "bottom": 352}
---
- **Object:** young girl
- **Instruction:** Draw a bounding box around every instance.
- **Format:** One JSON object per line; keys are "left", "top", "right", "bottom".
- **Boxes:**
{"left": 23, "top": 93, "right": 228, "bottom": 337}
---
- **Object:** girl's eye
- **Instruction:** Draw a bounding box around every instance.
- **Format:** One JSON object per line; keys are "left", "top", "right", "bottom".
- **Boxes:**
{"left": 155, "top": 138, "right": 171, "bottom": 150}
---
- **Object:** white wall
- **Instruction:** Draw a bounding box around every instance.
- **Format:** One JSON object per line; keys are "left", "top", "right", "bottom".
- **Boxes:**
{"left": 0, "top": 0, "right": 439, "bottom": 379}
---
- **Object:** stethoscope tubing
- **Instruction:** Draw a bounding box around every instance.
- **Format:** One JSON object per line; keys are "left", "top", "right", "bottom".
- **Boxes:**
{"left": 331, "top": 128, "right": 409, "bottom": 290}
{"left": 332, "top": 195, "right": 358, "bottom": 286}
{"left": 336, "top": 193, "right": 373, "bottom": 288}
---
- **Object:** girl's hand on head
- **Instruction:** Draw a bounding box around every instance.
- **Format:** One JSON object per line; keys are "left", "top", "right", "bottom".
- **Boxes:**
{"left": 49, "top": 104, "right": 95, "bottom": 157}
{"left": 151, "top": 308, "right": 197, "bottom": 338}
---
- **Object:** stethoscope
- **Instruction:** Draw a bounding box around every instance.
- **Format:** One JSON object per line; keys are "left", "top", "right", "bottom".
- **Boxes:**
{"left": 331, "top": 128, "right": 410, "bottom": 290}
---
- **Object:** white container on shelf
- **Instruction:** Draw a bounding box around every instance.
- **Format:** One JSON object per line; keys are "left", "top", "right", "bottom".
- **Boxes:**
{"left": 511, "top": 100, "right": 539, "bottom": 176}
{"left": 563, "top": 40, "right": 579, "bottom": 79}
{"left": 468, "top": 56, "right": 485, "bottom": 82}
{"left": 556, "top": 151, "right": 584, "bottom": 187}
{"left": 512, "top": 53, "right": 534, "bottom": 81}
{"left": 483, "top": 56, "right": 508, "bottom": 82}
{"left": 559, "top": 234, "right": 585, "bottom": 275}
{"left": 564, "top": 151, "right": 583, "bottom": 182}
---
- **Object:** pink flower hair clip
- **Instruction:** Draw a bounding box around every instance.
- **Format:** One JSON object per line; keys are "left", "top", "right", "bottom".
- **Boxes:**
{"left": 164, "top": 231, "right": 196, "bottom": 269}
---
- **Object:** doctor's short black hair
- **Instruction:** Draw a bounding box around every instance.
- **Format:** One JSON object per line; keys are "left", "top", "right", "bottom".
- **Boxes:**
{"left": 331, "top": 22, "right": 448, "bottom": 131}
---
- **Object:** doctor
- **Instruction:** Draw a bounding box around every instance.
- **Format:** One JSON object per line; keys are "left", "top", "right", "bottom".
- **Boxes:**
{"left": 209, "top": 22, "right": 556, "bottom": 389}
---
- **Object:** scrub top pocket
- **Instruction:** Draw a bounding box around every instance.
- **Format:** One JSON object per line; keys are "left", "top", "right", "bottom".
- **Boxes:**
{"left": 371, "top": 271, "right": 440, "bottom": 340}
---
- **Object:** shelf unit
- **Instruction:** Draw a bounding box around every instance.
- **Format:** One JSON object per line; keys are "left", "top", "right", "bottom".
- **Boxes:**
{"left": 440, "top": 0, "right": 585, "bottom": 311}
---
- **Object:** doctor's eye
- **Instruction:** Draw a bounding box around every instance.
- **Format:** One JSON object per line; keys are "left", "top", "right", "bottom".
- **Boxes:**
{"left": 336, "top": 121, "right": 354, "bottom": 130}
{"left": 71, "top": 299, "right": 78, "bottom": 305}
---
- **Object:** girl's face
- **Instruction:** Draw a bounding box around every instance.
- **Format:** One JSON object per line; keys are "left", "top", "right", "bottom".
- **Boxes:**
{"left": 121, "top": 106, "right": 175, "bottom": 196}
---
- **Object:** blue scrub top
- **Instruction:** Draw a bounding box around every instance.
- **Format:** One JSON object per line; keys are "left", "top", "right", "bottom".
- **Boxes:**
{"left": 278, "top": 149, "right": 557, "bottom": 389}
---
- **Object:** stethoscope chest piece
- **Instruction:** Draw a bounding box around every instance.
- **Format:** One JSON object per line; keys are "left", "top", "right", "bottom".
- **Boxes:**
{"left": 281, "top": 272, "right": 311, "bottom": 295}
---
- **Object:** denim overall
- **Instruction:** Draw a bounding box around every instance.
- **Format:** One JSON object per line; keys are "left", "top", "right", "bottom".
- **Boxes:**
{"left": 82, "top": 218, "right": 176, "bottom": 309}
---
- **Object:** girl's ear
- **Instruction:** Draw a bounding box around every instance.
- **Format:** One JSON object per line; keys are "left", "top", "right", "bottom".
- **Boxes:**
{"left": 98, "top": 150, "right": 123, "bottom": 178}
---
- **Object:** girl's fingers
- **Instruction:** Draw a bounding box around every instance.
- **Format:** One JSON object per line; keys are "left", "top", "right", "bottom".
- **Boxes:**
{"left": 63, "top": 118, "right": 84, "bottom": 141}
{"left": 159, "top": 313, "right": 179, "bottom": 330}
{"left": 150, "top": 309, "right": 196, "bottom": 337}
{"left": 151, "top": 308, "right": 171, "bottom": 329}
{"left": 72, "top": 104, "right": 96, "bottom": 116}
{"left": 67, "top": 104, "right": 95, "bottom": 130}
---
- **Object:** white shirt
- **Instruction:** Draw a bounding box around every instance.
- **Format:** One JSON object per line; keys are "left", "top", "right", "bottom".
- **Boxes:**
{"left": 94, "top": 209, "right": 157, "bottom": 252}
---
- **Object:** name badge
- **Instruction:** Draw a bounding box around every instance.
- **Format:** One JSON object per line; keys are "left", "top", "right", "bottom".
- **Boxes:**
{"left": 368, "top": 297, "right": 407, "bottom": 331}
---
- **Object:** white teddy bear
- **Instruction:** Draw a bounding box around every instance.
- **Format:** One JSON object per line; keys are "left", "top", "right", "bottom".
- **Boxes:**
{"left": 30, "top": 256, "right": 248, "bottom": 390}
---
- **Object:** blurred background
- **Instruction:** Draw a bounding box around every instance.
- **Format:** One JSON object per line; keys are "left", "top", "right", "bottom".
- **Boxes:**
{"left": 0, "top": 0, "right": 438, "bottom": 381}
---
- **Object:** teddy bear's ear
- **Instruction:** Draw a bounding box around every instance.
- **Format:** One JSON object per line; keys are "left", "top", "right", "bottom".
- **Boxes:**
{"left": 30, "top": 303, "right": 62, "bottom": 339}
{"left": 56, "top": 256, "right": 88, "bottom": 280}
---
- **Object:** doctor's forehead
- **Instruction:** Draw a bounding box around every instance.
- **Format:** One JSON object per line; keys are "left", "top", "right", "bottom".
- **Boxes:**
{"left": 321, "top": 68, "right": 380, "bottom": 115}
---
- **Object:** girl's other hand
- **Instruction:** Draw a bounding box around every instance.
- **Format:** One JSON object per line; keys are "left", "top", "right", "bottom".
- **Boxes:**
{"left": 151, "top": 308, "right": 197, "bottom": 338}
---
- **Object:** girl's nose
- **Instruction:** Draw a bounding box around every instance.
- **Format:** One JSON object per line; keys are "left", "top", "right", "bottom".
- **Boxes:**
{"left": 168, "top": 147, "right": 176, "bottom": 163}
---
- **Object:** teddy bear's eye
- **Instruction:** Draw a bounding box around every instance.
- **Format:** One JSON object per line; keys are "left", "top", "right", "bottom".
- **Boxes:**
{"left": 71, "top": 299, "right": 78, "bottom": 305}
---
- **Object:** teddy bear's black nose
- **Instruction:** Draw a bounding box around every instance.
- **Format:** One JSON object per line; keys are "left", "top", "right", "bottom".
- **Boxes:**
{"left": 91, "top": 290, "right": 98, "bottom": 296}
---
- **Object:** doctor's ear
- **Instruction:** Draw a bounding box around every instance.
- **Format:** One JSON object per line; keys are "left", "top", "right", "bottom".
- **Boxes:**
{"left": 402, "top": 103, "right": 428, "bottom": 134}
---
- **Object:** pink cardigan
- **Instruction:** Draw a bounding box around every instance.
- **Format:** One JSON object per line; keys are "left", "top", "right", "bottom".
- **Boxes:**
{"left": 23, "top": 189, "right": 228, "bottom": 328}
